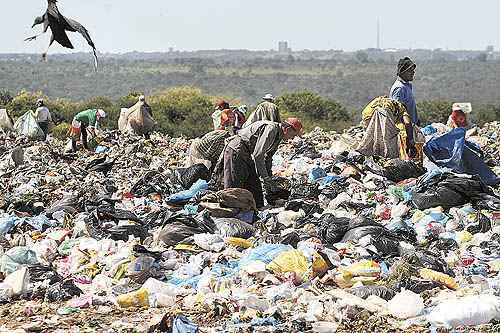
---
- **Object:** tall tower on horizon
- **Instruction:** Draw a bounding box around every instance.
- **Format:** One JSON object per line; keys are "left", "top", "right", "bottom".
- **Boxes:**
{"left": 377, "top": 18, "right": 381, "bottom": 49}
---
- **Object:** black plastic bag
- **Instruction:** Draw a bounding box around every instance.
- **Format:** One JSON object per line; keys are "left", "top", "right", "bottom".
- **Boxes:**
{"left": 131, "top": 170, "right": 172, "bottom": 197}
{"left": 28, "top": 264, "right": 62, "bottom": 284}
{"left": 289, "top": 180, "right": 321, "bottom": 201}
{"left": 348, "top": 285, "right": 396, "bottom": 301}
{"left": 281, "top": 231, "right": 301, "bottom": 248}
{"left": 316, "top": 214, "right": 350, "bottom": 245}
{"left": 175, "top": 164, "right": 210, "bottom": 189}
{"left": 45, "top": 279, "right": 83, "bottom": 302}
{"left": 96, "top": 205, "right": 142, "bottom": 223}
{"left": 108, "top": 224, "right": 149, "bottom": 242}
{"left": 382, "top": 159, "right": 426, "bottom": 183}
{"left": 158, "top": 212, "right": 216, "bottom": 246}
{"left": 284, "top": 199, "right": 323, "bottom": 216}
{"left": 466, "top": 213, "right": 491, "bottom": 234}
{"left": 266, "top": 177, "right": 291, "bottom": 204}
{"left": 394, "top": 279, "right": 441, "bottom": 293}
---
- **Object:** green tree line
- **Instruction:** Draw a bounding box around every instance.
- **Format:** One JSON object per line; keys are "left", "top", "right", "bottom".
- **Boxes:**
{"left": 0, "top": 88, "right": 498, "bottom": 139}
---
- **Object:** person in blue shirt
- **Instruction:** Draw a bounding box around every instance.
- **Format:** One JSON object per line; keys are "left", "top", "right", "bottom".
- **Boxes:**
{"left": 390, "top": 57, "right": 418, "bottom": 157}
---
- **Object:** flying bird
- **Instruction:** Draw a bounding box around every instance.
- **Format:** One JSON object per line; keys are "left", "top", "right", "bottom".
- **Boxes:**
{"left": 25, "top": 0, "right": 98, "bottom": 71}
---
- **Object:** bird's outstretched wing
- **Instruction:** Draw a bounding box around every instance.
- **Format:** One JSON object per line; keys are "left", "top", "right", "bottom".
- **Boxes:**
{"left": 65, "top": 18, "right": 98, "bottom": 71}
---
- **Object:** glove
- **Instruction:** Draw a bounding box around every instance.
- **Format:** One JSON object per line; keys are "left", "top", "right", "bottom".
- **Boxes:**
{"left": 262, "top": 177, "right": 279, "bottom": 193}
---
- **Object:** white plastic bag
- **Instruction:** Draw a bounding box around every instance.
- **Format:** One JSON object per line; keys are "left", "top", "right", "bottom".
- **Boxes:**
{"left": 427, "top": 295, "right": 500, "bottom": 328}
{"left": 0, "top": 109, "right": 13, "bottom": 131}
{"left": 388, "top": 289, "right": 424, "bottom": 319}
{"left": 193, "top": 233, "right": 225, "bottom": 252}
{"left": 13, "top": 111, "right": 44, "bottom": 140}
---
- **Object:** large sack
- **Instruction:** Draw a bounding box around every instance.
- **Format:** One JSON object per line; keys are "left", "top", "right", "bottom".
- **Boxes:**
{"left": 13, "top": 111, "right": 44, "bottom": 140}
{"left": 120, "top": 101, "right": 155, "bottom": 135}
{"left": 0, "top": 109, "right": 13, "bottom": 131}
{"left": 201, "top": 188, "right": 257, "bottom": 211}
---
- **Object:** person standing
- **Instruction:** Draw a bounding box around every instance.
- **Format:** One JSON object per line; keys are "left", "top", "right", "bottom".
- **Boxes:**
{"left": 243, "top": 94, "right": 281, "bottom": 128}
{"left": 222, "top": 118, "right": 302, "bottom": 208}
{"left": 390, "top": 57, "right": 418, "bottom": 125}
{"left": 71, "top": 109, "right": 106, "bottom": 152}
{"left": 34, "top": 99, "right": 52, "bottom": 140}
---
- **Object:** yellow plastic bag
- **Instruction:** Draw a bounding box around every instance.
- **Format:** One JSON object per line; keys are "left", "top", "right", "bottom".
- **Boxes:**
{"left": 267, "top": 249, "right": 327, "bottom": 282}
{"left": 419, "top": 268, "right": 458, "bottom": 290}
{"left": 116, "top": 288, "right": 149, "bottom": 308}
{"left": 339, "top": 260, "right": 380, "bottom": 278}
{"left": 225, "top": 237, "right": 253, "bottom": 249}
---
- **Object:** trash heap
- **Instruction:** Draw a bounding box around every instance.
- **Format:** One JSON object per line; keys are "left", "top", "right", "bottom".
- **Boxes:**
{"left": 0, "top": 124, "right": 499, "bottom": 333}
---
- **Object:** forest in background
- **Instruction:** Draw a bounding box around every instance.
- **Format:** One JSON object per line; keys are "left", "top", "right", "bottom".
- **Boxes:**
{"left": 0, "top": 54, "right": 499, "bottom": 137}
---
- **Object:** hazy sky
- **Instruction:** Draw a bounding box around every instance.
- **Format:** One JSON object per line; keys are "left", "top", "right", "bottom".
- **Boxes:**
{"left": 2, "top": 0, "right": 498, "bottom": 53}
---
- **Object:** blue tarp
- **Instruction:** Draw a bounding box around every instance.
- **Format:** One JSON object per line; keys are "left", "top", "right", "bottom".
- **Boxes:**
{"left": 423, "top": 128, "right": 499, "bottom": 186}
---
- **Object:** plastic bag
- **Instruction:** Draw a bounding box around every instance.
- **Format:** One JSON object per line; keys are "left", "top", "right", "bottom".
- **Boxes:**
{"left": 0, "top": 215, "right": 19, "bottom": 235}
{"left": 201, "top": 188, "right": 257, "bottom": 211}
{"left": 13, "top": 110, "right": 45, "bottom": 140}
{"left": 0, "top": 246, "right": 38, "bottom": 274}
{"left": 193, "top": 233, "right": 225, "bottom": 252}
{"left": 238, "top": 244, "right": 292, "bottom": 268}
{"left": 427, "top": 294, "right": 500, "bottom": 328}
{"left": 167, "top": 179, "right": 208, "bottom": 204}
{"left": 388, "top": 289, "right": 424, "bottom": 319}
{"left": 419, "top": 268, "right": 458, "bottom": 290}
{"left": 175, "top": 164, "right": 210, "bottom": 189}
{"left": 383, "top": 159, "right": 426, "bottom": 183}
{"left": 317, "top": 214, "right": 350, "bottom": 245}
{"left": 116, "top": 288, "right": 149, "bottom": 308}
{"left": 214, "top": 218, "right": 255, "bottom": 238}
{"left": 0, "top": 109, "right": 13, "bottom": 131}
{"left": 267, "top": 249, "right": 327, "bottom": 283}
{"left": 348, "top": 285, "right": 396, "bottom": 301}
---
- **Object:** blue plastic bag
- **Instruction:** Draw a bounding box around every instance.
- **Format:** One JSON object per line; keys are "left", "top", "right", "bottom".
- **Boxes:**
{"left": 167, "top": 179, "right": 208, "bottom": 204}
{"left": 0, "top": 215, "right": 19, "bottom": 235}
{"left": 424, "top": 128, "right": 499, "bottom": 186}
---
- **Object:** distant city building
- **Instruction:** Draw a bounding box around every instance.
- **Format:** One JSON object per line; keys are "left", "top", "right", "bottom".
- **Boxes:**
{"left": 278, "top": 41, "right": 292, "bottom": 53}
{"left": 168, "top": 47, "right": 174, "bottom": 53}
{"left": 486, "top": 45, "right": 494, "bottom": 53}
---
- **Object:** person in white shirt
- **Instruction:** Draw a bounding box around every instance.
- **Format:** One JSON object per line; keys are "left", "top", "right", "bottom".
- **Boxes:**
{"left": 34, "top": 99, "right": 52, "bottom": 140}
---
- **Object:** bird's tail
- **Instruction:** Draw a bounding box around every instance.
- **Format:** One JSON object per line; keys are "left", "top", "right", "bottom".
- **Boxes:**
{"left": 92, "top": 48, "right": 99, "bottom": 72}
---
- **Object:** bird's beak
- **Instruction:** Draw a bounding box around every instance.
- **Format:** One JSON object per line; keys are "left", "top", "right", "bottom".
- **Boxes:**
{"left": 31, "top": 23, "right": 36, "bottom": 28}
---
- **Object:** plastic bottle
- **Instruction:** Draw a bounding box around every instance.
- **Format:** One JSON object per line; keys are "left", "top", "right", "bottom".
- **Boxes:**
{"left": 116, "top": 288, "right": 149, "bottom": 308}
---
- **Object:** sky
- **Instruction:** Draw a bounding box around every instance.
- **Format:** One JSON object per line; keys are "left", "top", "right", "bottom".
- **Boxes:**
{"left": 1, "top": 0, "right": 498, "bottom": 54}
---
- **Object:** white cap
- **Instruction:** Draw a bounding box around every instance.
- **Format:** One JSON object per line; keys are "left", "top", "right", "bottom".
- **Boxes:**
{"left": 96, "top": 109, "right": 106, "bottom": 118}
{"left": 263, "top": 94, "right": 275, "bottom": 101}
{"left": 36, "top": 98, "right": 44, "bottom": 104}
{"left": 139, "top": 95, "right": 145, "bottom": 101}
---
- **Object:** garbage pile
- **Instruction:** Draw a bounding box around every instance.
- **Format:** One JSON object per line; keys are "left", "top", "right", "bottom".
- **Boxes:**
{"left": 0, "top": 124, "right": 499, "bottom": 332}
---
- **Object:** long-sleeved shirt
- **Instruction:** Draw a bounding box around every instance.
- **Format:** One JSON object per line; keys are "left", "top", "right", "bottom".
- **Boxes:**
{"left": 227, "top": 120, "right": 283, "bottom": 179}
{"left": 242, "top": 101, "right": 281, "bottom": 128}
{"left": 35, "top": 106, "right": 52, "bottom": 123}
{"left": 196, "top": 130, "right": 231, "bottom": 165}
{"left": 390, "top": 77, "right": 418, "bottom": 124}
{"left": 74, "top": 109, "right": 98, "bottom": 127}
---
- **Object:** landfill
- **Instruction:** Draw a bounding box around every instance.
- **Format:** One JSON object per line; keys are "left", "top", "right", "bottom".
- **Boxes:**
{"left": 0, "top": 121, "right": 499, "bottom": 333}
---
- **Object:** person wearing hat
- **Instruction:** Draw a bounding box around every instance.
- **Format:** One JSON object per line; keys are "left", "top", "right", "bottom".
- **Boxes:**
{"left": 222, "top": 118, "right": 303, "bottom": 208}
{"left": 242, "top": 93, "right": 281, "bottom": 128}
{"left": 34, "top": 98, "right": 52, "bottom": 140}
{"left": 390, "top": 57, "right": 419, "bottom": 158}
{"left": 70, "top": 109, "right": 106, "bottom": 152}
